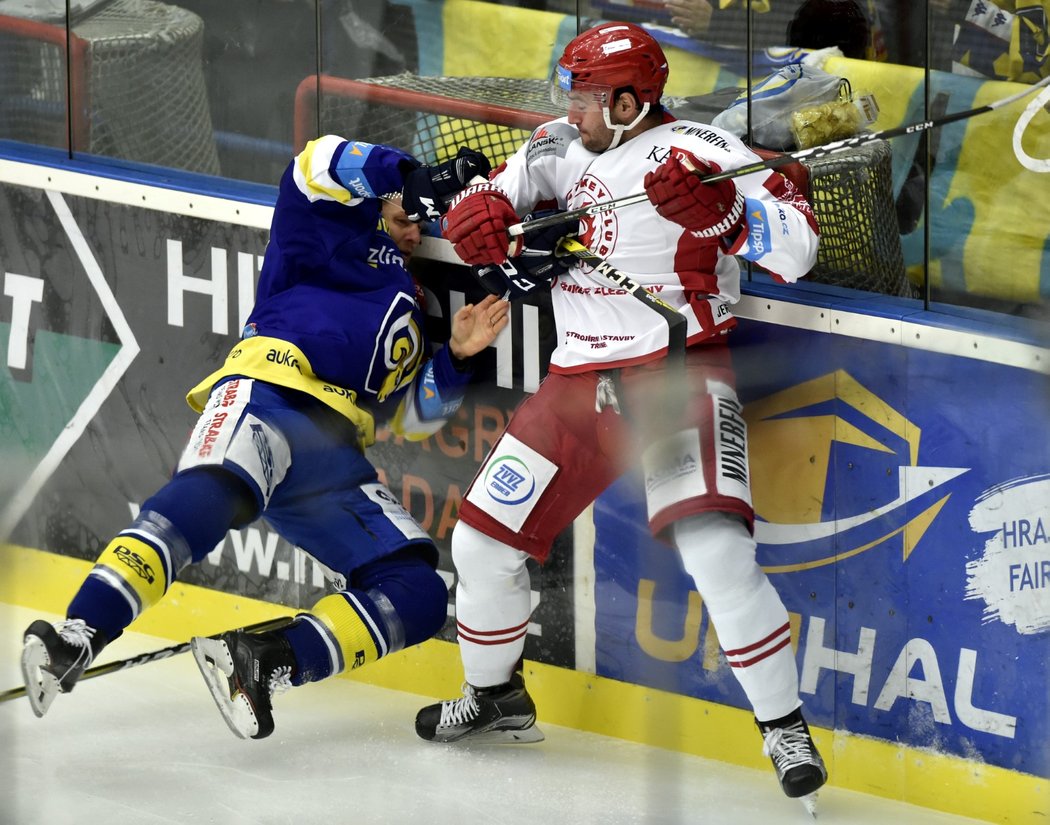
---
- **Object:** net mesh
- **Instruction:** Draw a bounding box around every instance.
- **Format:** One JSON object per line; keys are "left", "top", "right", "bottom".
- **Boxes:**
{"left": 302, "top": 73, "right": 909, "bottom": 297}
{"left": 0, "top": 15, "right": 69, "bottom": 147}
{"left": 309, "top": 73, "right": 561, "bottom": 168}
{"left": 805, "top": 140, "right": 911, "bottom": 296}
{"left": 0, "top": 0, "right": 219, "bottom": 174}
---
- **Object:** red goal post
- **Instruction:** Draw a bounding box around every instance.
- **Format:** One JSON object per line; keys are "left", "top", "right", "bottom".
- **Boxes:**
{"left": 0, "top": 0, "right": 219, "bottom": 174}
{"left": 0, "top": 14, "right": 91, "bottom": 152}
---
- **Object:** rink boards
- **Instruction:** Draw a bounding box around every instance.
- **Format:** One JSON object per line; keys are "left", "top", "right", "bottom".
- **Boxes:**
{"left": 0, "top": 146, "right": 1047, "bottom": 824}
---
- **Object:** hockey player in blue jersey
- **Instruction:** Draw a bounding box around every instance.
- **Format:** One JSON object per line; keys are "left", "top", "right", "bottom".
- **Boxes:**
{"left": 20, "top": 136, "right": 510, "bottom": 740}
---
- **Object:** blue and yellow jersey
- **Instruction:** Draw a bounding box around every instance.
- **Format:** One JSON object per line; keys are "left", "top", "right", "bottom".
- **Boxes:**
{"left": 187, "top": 136, "right": 471, "bottom": 447}
{"left": 953, "top": 0, "right": 1049, "bottom": 82}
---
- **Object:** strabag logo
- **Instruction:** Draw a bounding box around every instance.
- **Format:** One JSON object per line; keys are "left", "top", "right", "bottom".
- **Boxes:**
{"left": 965, "top": 473, "right": 1050, "bottom": 635}
{"left": 747, "top": 370, "right": 968, "bottom": 571}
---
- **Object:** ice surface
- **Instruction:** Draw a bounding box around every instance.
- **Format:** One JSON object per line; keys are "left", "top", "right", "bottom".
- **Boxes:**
{"left": 0, "top": 603, "right": 991, "bottom": 825}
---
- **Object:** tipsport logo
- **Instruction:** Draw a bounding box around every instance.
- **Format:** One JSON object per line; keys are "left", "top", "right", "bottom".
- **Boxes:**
{"left": 484, "top": 455, "right": 536, "bottom": 506}
{"left": 747, "top": 369, "right": 968, "bottom": 571}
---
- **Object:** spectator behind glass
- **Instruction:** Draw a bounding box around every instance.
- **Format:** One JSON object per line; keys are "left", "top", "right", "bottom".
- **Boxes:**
{"left": 932, "top": 0, "right": 1050, "bottom": 83}
{"left": 663, "top": 0, "right": 885, "bottom": 60}
{"left": 663, "top": 0, "right": 795, "bottom": 50}
{"left": 786, "top": 0, "right": 874, "bottom": 59}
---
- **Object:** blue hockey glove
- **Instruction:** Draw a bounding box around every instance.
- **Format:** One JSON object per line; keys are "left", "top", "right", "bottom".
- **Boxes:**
{"left": 402, "top": 147, "right": 493, "bottom": 223}
{"left": 470, "top": 210, "right": 576, "bottom": 300}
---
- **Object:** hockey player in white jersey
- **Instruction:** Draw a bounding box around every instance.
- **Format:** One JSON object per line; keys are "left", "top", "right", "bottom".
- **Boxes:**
{"left": 415, "top": 21, "right": 827, "bottom": 809}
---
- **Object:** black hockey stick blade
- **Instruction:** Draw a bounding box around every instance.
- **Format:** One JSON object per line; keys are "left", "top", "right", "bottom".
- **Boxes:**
{"left": 559, "top": 238, "right": 686, "bottom": 347}
{"left": 558, "top": 238, "right": 687, "bottom": 416}
{"left": 2, "top": 614, "right": 293, "bottom": 704}
{"left": 511, "top": 74, "right": 1050, "bottom": 237}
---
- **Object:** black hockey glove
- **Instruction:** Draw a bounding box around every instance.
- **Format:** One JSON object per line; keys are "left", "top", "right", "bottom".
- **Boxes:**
{"left": 470, "top": 210, "right": 576, "bottom": 301}
{"left": 472, "top": 259, "right": 550, "bottom": 301}
{"left": 401, "top": 147, "right": 493, "bottom": 223}
{"left": 515, "top": 209, "right": 577, "bottom": 281}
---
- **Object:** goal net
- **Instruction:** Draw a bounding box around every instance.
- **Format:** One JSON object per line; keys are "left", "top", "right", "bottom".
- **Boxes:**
{"left": 300, "top": 72, "right": 909, "bottom": 296}
{"left": 0, "top": 0, "right": 219, "bottom": 174}
{"left": 295, "top": 73, "right": 564, "bottom": 170}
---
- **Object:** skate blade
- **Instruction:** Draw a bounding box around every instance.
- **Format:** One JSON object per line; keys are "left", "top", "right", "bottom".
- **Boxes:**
{"left": 798, "top": 792, "right": 819, "bottom": 819}
{"left": 447, "top": 724, "right": 546, "bottom": 745}
{"left": 190, "top": 636, "right": 258, "bottom": 740}
{"left": 21, "top": 636, "right": 59, "bottom": 718}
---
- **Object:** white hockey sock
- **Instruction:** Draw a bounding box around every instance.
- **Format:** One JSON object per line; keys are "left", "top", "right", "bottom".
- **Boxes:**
{"left": 674, "top": 512, "right": 801, "bottom": 721}
{"left": 451, "top": 522, "right": 532, "bottom": 688}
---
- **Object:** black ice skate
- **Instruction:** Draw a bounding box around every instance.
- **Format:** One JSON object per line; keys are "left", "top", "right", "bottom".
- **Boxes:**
{"left": 191, "top": 628, "right": 296, "bottom": 740}
{"left": 21, "top": 619, "right": 107, "bottom": 718}
{"left": 757, "top": 709, "right": 828, "bottom": 817}
{"left": 415, "top": 671, "right": 544, "bottom": 744}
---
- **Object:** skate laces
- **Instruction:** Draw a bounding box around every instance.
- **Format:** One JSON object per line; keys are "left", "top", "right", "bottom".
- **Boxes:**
{"left": 58, "top": 619, "right": 95, "bottom": 647}
{"left": 48, "top": 619, "right": 96, "bottom": 681}
{"left": 268, "top": 666, "right": 293, "bottom": 697}
{"left": 57, "top": 619, "right": 96, "bottom": 664}
{"left": 438, "top": 684, "right": 481, "bottom": 727}
{"left": 762, "top": 721, "right": 814, "bottom": 772}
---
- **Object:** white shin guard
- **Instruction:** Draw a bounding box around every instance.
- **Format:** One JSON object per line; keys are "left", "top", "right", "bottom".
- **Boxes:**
{"left": 451, "top": 522, "right": 533, "bottom": 688}
{"left": 674, "top": 512, "right": 801, "bottom": 721}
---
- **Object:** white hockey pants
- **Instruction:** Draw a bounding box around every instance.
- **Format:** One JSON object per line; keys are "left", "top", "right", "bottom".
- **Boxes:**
{"left": 451, "top": 521, "right": 533, "bottom": 688}
{"left": 674, "top": 511, "right": 801, "bottom": 722}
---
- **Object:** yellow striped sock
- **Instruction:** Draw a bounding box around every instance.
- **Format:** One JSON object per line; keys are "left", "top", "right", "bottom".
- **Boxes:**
{"left": 310, "top": 592, "right": 383, "bottom": 672}
{"left": 90, "top": 535, "right": 168, "bottom": 616}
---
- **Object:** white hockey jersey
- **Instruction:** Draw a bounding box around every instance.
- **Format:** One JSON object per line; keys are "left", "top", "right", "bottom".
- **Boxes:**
{"left": 491, "top": 115, "right": 819, "bottom": 374}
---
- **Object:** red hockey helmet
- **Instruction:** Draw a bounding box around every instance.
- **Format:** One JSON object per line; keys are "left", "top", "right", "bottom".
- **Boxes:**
{"left": 552, "top": 22, "right": 669, "bottom": 111}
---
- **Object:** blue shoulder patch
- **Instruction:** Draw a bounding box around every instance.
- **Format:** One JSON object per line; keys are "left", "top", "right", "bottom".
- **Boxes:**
{"left": 739, "top": 197, "right": 773, "bottom": 262}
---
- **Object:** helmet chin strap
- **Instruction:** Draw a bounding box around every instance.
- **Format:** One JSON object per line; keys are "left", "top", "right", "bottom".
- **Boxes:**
{"left": 603, "top": 101, "right": 650, "bottom": 150}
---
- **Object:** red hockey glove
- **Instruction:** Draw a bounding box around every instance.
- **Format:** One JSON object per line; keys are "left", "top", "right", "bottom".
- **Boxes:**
{"left": 441, "top": 182, "right": 522, "bottom": 265}
{"left": 644, "top": 151, "right": 745, "bottom": 240}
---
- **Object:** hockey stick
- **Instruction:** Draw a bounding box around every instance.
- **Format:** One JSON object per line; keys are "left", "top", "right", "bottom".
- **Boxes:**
{"left": 0, "top": 614, "right": 293, "bottom": 705}
{"left": 464, "top": 173, "right": 687, "bottom": 360}
{"left": 558, "top": 237, "right": 687, "bottom": 357}
{"left": 461, "top": 175, "right": 686, "bottom": 353}
{"left": 510, "top": 74, "right": 1050, "bottom": 238}
{"left": 557, "top": 237, "right": 687, "bottom": 413}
